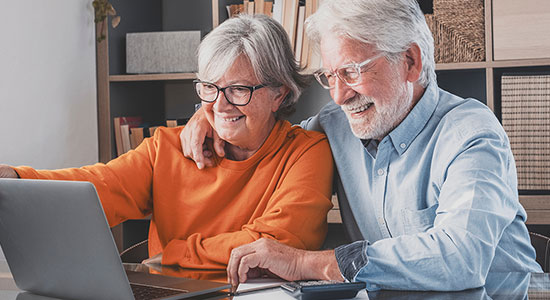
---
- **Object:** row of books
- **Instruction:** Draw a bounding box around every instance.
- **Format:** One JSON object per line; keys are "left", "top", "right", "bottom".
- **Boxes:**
{"left": 226, "top": 0, "right": 321, "bottom": 70}
{"left": 227, "top": 0, "right": 274, "bottom": 18}
{"left": 113, "top": 116, "right": 189, "bottom": 156}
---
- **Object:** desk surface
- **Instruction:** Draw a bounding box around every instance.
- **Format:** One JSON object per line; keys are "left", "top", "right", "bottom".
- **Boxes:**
{"left": 1, "top": 260, "right": 549, "bottom": 300}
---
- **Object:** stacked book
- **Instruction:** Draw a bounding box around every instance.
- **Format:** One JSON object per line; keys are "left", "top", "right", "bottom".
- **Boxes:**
{"left": 113, "top": 117, "right": 189, "bottom": 157}
{"left": 225, "top": 0, "right": 321, "bottom": 71}
{"left": 501, "top": 74, "right": 550, "bottom": 191}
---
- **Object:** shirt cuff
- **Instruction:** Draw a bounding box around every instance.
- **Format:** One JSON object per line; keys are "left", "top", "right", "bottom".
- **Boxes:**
{"left": 334, "top": 240, "right": 369, "bottom": 281}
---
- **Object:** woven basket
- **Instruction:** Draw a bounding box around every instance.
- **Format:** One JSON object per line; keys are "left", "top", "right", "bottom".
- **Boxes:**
{"left": 501, "top": 74, "right": 550, "bottom": 190}
{"left": 424, "top": 0, "right": 485, "bottom": 63}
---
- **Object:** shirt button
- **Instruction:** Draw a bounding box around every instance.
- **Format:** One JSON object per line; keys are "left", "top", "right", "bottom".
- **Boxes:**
{"left": 400, "top": 143, "right": 406, "bottom": 149}
{"left": 377, "top": 169, "right": 385, "bottom": 176}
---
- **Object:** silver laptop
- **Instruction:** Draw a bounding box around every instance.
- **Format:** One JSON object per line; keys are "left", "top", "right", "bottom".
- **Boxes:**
{"left": 0, "top": 179, "right": 230, "bottom": 300}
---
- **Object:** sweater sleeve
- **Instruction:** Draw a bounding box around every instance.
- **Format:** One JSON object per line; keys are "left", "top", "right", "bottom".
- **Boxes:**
{"left": 13, "top": 138, "right": 158, "bottom": 227}
{"left": 162, "top": 138, "right": 334, "bottom": 269}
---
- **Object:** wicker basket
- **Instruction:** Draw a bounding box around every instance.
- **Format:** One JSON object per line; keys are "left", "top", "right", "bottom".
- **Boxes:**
{"left": 424, "top": 0, "right": 485, "bottom": 63}
{"left": 501, "top": 74, "right": 550, "bottom": 190}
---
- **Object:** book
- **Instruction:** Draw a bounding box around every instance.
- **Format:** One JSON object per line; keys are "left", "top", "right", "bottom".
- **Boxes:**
{"left": 247, "top": 0, "right": 255, "bottom": 15}
{"left": 272, "top": 0, "right": 284, "bottom": 24}
{"left": 282, "top": 0, "right": 300, "bottom": 48}
{"left": 120, "top": 124, "right": 132, "bottom": 154}
{"left": 113, "top": 116, "right": 143, "bottom": 156}
{"left": 300, "top": 0, "right": 315, "bottom": 68}
{"left": 227, "top": 4, "right": 244, "bottom": 18}
{"left": 130, "top": 127, "right": 147, "bottom": 149}
{"left": 294, "top": 5, "right": 306, "bottom": 62}
{"left": 166, "top": 118, "right": 190, "bottom": 127}
{"left": 264, "top": 1, "right": 273, "bottom": 17}
{"left": 255, "top": 0, "right": 265, "bottom": 15}
{"left": 149, "top": 126, "right": 160, "bottom": 137}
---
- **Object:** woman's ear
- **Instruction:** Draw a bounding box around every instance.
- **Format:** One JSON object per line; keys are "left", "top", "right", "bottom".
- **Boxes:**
{"left": 404, "top": 43, "right": 423, "bottom": 83}
{"left": 272, "top": 86, "right": 290, "bottom": 113}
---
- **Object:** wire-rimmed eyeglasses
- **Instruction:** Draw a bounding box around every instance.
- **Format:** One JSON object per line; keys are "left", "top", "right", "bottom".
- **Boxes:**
{"left": 313, "top": 52, "right": 385, "bottom": 89}
{"left": 193, "top": 80, "right": 266, "bottom": 106}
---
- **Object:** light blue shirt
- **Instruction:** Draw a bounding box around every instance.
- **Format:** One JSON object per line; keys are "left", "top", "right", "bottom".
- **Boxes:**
{"left": 301, "top": 83, "right": 541, "bottom": 291}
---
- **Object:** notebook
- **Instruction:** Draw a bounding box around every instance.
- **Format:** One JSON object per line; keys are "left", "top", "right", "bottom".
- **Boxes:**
{"left": 0, "top": 178, "right": 230, "bottom": 300}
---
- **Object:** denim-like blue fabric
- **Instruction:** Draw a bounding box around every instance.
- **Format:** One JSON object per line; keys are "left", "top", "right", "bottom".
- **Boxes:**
{"left": 301, "top": 83, "right": 541, "bottom": 291}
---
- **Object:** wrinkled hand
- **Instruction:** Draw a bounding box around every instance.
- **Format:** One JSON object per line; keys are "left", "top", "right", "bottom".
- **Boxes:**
{"left": 0, "top": 165, "right": 19, "bottom": 178}
{"left": 227, "top": 239, "right": 343, "bottom": 287}
{"left": 227, "top": 238, "right": 308, "bottom": 286}
{"left": 180, "top": 107, "right": 225, "bottom": 169}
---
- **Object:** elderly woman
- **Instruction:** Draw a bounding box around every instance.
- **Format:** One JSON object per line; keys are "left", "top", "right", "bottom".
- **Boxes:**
{"left": 0, "top": 14, "right": 334, "bottom": 269}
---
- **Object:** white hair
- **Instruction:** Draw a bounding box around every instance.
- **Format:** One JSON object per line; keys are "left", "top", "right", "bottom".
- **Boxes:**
{"left": 198, "top": 14, "right": 309, "bottom": 116}
{"left": 305, "top": 0, "right": 436, "bottom": 87}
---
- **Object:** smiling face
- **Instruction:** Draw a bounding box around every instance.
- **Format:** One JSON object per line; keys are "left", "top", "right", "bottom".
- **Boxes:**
{"left": 320, "top": 35, "right": 415, "bottom": 140}
{"left": 202, "top": 55, "right": 284, "bottom": 156}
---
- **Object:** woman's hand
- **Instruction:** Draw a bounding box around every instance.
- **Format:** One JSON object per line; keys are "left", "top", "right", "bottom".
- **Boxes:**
{"left": 0, "top": 165, "right": 19, "bottom": 178}
{"left": 180, "top": 107, "right": 226, "bottom": 169}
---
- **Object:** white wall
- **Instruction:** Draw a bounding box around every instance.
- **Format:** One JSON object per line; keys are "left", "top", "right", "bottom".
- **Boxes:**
{"left": 0, "top": 0, "right": 98, "bottom": 259}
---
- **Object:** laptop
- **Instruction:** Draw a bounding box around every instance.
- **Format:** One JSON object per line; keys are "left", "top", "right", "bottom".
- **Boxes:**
{"left": 0, "top": 178, "right": 230, "bottom": 300}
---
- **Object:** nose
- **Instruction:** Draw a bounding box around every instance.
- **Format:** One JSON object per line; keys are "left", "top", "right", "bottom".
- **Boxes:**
{"left": 213, "top": 90, "right": 233, "bottom": 112}
{"left": 331, "top": 77, "right": 355, "bottom": 106}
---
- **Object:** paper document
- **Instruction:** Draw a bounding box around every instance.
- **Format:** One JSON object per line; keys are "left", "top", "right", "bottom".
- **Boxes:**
{"left": 234, "top": 278, "right": 292, "bottom": 299}
{"left": 234, "top": 278, "right": 369, "bottom": 299}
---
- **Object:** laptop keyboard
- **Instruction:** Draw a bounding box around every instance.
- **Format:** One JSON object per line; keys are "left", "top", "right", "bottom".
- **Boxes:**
{"left": 131, "top": 283, "right": 187, "bottom": 300}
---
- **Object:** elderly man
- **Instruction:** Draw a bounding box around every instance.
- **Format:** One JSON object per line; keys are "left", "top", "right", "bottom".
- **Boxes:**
{"left": 181, "top": 0, "right": 541, "bottom": 291}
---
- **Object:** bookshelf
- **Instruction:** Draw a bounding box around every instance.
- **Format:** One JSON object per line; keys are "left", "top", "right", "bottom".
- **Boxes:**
{"left": 95, "top": 0, "right": 550, "bottom": 250}
{"left": 429, "top": 0, "right": 550, "bottom": 224}
{"left": 95, "top": 0, "right": 325, "bottom": 250}
{"left": 96, "top": 0, "right": 319, "bottom": 164}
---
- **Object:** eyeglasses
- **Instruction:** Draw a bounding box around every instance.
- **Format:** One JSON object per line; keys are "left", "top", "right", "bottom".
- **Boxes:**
{"left": 193, "top": 80, "right": 266, "bottom": 106}
{"left": 313, "top": 53, "right": 385, "bottom": 89}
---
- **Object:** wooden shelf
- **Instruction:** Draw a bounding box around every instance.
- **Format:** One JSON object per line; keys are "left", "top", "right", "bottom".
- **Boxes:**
{"left": 106, "top": 58, "right": 550, "bottom": 82}
{"left": 109, "top": 73, "right": 196, "bottom": 82}
{"left": 435, "top": 61, "right": 489, "bottom": 70}
{"left": 490, "top": 58, "right": 550, "bottom": 68}
{"left": 96, "top": 0, "right": 550, "bottom": 227}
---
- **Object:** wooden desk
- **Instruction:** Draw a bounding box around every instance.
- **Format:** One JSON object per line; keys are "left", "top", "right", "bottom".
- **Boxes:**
{"left": 1, "top": 260, "right": 549, "bottom": 300}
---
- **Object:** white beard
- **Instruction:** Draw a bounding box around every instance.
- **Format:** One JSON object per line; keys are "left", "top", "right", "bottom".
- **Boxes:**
{"left": 343, "top": 80, "right": 414, "bottom": 140}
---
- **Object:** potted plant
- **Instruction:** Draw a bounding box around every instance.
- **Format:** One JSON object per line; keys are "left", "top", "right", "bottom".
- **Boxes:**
{"left": 92, "top": 0, "right": 121, "bottom": 42}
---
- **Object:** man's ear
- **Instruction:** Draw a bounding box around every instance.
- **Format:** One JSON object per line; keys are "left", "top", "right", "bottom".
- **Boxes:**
{"left": 272, "top": 86, "right": 290, "bottom": 112}
{"left": 404, "top": 43, "right": 423, "bottom": 83}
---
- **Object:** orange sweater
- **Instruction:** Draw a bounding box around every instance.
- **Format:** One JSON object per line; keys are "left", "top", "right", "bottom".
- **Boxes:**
{"left": 15, "top": 120, "right": 334, "bottom": 269}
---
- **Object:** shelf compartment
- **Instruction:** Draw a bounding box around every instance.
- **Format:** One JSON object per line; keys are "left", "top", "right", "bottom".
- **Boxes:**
{"left": 110, "top": 73, "right": 197, "bottom": 82}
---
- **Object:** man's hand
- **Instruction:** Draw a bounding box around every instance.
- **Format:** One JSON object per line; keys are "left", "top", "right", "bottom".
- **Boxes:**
{"left": 0, "top": 165, "right": 19, "bottom": 178}
{"left": 227, "top": 238, "right": 343, "bottom": 287}
{"left": 180, "top": 107, "right": 225, "bottom": 169}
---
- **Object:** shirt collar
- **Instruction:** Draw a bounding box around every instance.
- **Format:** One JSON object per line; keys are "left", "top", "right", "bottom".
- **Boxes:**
{"left": 361, "top": 139, "right": 379, "bottom": 158}
{"left": 387, "top": 82, "right": 439, "bottom": 155}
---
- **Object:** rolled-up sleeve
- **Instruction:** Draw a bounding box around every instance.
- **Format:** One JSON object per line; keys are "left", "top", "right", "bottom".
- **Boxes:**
{"left": 335, "top": 240, "right": 370, "bottom": 281}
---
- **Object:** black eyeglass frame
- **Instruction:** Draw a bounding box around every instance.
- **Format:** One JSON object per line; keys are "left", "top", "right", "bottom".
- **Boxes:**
{"left": 193, "top": 80, "right": 267, "bottom": 106}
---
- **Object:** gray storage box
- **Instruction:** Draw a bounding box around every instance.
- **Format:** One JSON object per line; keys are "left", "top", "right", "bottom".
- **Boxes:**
{"left": 126, "top": 31, "right": 200, "bottom": 74}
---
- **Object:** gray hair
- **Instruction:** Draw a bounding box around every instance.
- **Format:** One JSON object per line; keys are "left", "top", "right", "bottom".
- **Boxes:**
{"left": 197, "top": 14, "right": 309, "bottom": 116}
{"left": 305, "top": 0, "right": 436, "bottom": 87}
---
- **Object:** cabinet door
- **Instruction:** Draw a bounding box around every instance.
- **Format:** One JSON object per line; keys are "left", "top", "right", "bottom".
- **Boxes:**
{"left": 493, "top": 0, "right": 550, "bottom": 60}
